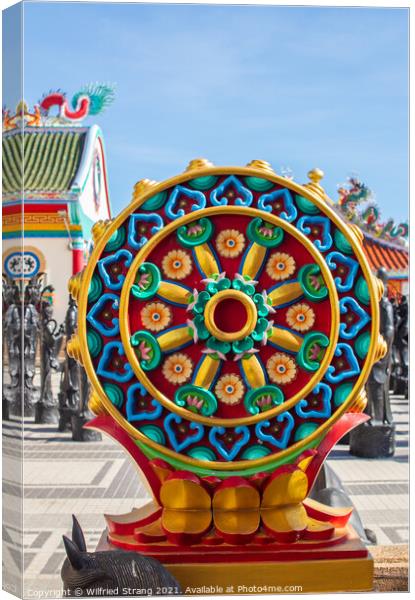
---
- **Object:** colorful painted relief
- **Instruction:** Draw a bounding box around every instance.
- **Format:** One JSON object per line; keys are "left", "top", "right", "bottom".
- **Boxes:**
{"left": 69, "top": 161, "right": 384, "bottom": 555}
{"left": 337, "top": 176, "right": 408, "bottom": 246}
{"left": 3, "top": 246, "right": 46, "bottom": 279}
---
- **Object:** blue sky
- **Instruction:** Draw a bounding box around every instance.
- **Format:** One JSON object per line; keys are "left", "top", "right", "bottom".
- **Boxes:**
{"left": 4, "top": 2, "right": 409, "bottom": 221}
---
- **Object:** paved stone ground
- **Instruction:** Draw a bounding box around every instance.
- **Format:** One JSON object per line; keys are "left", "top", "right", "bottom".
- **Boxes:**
{"left": 2, "top": 394, "right": 408, "bottom": 597}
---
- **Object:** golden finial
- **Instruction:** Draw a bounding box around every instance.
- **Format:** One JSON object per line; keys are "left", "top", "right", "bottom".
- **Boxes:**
{"left": 348, "top": 388, "right": 368, "bottom": 413}
{"left": 349, "top": 224, "right": 364, "bottom": 245}
{"left": 374, "top": 334, "right": 387, "bottom": 363}
{"left": 184, "top": 158, "right": 214, "bottom": 172}
{"left": 246, "top": 160, "right": 275, "bottom": 173}
{"left": 132, "top": 179, "right": 158, "bottom": 202}
{"left": 66, "top": 334, "right": 83, "bottom": 365}
{"left": 305, "top": 167, "right": 331, "bottom": 202}
{"left": 68, "top": 271, "right": 84, "bottom": 302}
{"left": 88, "top": 390, "right": 107, "bottom": 416}
{"left": 373, "top": 276, "right": 385, "bottom": 302}
{"left": 307, "top": 168, "right": 324, "bottom": 185}
{"left": 91, "top": 219, "right": 113, "bottom": 243}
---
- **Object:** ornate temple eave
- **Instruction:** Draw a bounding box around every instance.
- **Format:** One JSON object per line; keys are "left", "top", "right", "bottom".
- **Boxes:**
{"left": 331, "top": 206, "right": 408, "bottom": 279}
{"left": 363, "top": 234, "right": 408, "bottom": 276}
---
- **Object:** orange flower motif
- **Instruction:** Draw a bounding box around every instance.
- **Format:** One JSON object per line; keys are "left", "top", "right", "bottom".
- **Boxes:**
{"left": 215, "top": 374, "right": 244, "bottom": 405}
{"left": 267, "top": 353, "right": 297, "bottom": 385}
{"left": 216, "top": 229, "right": 245, "bottom": 258}
{"left": 286, "top": 303, "right": 315, "bottom": 332}
{"left": 141, "top": 302, "right": 172, "bottom": 332}
{"left": 162, "top": 353, "right": 193, "bottom": 385}
{"left": 266, "top": 252, "right": 296, "bottom": 281}
{"left": 162, "top": 249, "right": 192, "bottom": 280}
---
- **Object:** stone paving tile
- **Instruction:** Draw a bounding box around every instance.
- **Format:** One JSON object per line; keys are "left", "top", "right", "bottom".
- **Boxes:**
{"left": 2, "top": 394, "right": 409, "bottom": 596}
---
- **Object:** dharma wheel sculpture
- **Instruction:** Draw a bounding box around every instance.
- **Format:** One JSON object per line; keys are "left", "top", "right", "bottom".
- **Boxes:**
{"left": 68, "top": 160, "right": 385, "bottom": 592}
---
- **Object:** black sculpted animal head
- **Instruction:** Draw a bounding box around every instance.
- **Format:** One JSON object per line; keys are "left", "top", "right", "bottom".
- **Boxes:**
{"left": 61, "top": 515, "right": 181, "bottom": 597}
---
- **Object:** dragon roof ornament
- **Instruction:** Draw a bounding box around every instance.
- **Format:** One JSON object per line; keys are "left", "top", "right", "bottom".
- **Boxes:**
{"left": 336, "top": 176, "right": 408, "bottom": 247}
{"left": 3, "top": 83, "right": 115, "bottom": 131}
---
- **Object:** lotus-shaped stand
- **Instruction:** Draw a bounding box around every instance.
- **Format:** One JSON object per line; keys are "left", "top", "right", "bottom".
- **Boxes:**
{"left": 87, "top": 413, "right": 367, "bottom": 550}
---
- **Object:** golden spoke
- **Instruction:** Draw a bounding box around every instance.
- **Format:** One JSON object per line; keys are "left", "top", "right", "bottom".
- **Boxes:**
{"left": 193, "top": 355, "right": 221, "bottom": 388}
{"left": 193, "top": 243, "right": 220, "bottom": 277}
{"left": 240, "top": 354, "right": 266, "bottom": 388}
{"left": 157, "top": 281, "right": 192, "bottom": 307}
{"left": 268, "top": 282, "right": 303, "bottom": 307}
{"left": 241, "top": 242, "right": 267, "bottom": 280}
{"left": 157, "top": 325, "right": 193, "bottom": 353}
{"left": 269, "top": 327, "right": 302, "bottom": 353}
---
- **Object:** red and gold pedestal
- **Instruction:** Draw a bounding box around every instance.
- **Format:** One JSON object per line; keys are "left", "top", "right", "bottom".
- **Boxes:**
{"left": 98, "top": 521, "right": 373, "bottom": 594}
{"left": 69, "top": 160, "right": 385, "bottom": 593}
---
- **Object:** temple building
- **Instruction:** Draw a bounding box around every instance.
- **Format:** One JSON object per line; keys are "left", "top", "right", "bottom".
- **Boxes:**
{"left": 2, "top": 86, "right": 113, "bottom": 321}
{"left": 336, "top": 177, "right": 408, "bottom": 298}
{"left": 362, "top": 234, "right": 408, "bottom": 297}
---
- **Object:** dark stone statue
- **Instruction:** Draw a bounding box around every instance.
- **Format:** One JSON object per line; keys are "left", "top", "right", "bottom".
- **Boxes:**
{"left": 390, "top": 298, "right": 400, "bottom": 393}
{"left": 3, "top": 276, "right": 22, "bottom": 418}
{"left": 393, "top": 295, "right": 408, "bottom": 397}
{"left": 59, "top": 296, "right": 101, "bottom": 441}
{"left": 36, "top": 301, "right": 65, "bottom": 424}
{"left": 3, "top": 276, "right": 22, "bottom": 391}
{"left": 61, "top": 516, "right": 181, "bottom": 597}
{"left": 350, "top": 268, "right": 396, "bottom": 457}
{"left": 24, "top": 278, "right": 41, "bottom": 369}
{"left": 3, "top": 273, "right": 68, "bottom": 419}
{"left": 58, "top": 296, "right": 81, "bottom": 431}
{"left": 3, "top": 275, "right": 43, "bottom": 416}
{"left": 366, "top": 268, "right": 395, "bottom": 425}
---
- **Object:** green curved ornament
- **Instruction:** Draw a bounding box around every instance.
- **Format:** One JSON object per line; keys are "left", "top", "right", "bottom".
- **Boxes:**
{"left": 251, "top": 317, "right": 270, "bottom": 342}
{"left": 253, "top": 292, "right": 272, "bottom": 317}
{"left": 232, "top": 275, "right": 256, "bottom": 296}
{"left": 247, "top": 217, "right": 284, "bottom": 248}
{"left": 298, "top": 264, "right": 329, "bottom": 301}
{"left": 192, "top": 290, "right": 211, "bottom": 314}
{"left": 206, "top": 275, "right": 231, "bottom": 295}
{"left": 297, "top": 331, "right": 330, "bottom": 372}
{"left": 241, "top": 445, "right": 272, "bottom": 459}
{"left": 131, "top": 263, "right": 161, "bottom": 300}
{"left": 130, "top": 330, "right": 162, "bottom": 371}
{"left": 175, "top": 384, "right": 218, "bottom": 417}
{"left": 177, "top": 218, "right": 214, "bottom": 248}
{"left": 103, "top": 383, "right": 123, "bottom": 408}
{"left": 244, "top": 385, "right": 284, "bottom": 415}
{"left": 206, "top": 337, "right": 231, "bottom": 357}
{"left": 139, "top": 425, "right": 165, "bottom": 444}
{"left": 191, "top": 314, "right": 210, "bottom": 340}
{"left": 141, "top": 191, "right": 167, "bottom": 211}
{"left": 232, "top": 337, "right": 254, "bottom": 355}
{"left": 105, "top": 227, "right": 126, "bottom": 252}
{"left": 355, "top": 331, "right": 371, "bottom": 359}
{"left": 244, "top": 177, "right": 274, "bottom": 192}
{"left": 87, "top": 328, "right": 103, "bottom": 358}
{"left": 294, "top": 422, "right": 319, "bottom": 441}
{"left": 88, "top": 274, "right": 103, "bottom": 303}
{"left": 295, "top": 195, "right": 320, "bottom": 215}
{"left": 355, "top": 276, "right": 370, "bottom": 306}
{"left": 334, "top": 229, "right": 353, "bottom": 254}
{"left": 334, "top": 383, "right": 354, "bottom": 407}
{"left": 188, "top": 175, "right": 219, "bottom": 190}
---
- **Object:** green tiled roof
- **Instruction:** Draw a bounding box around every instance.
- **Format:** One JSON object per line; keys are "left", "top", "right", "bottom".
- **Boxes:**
{"left": 2, "top": 130, "right": 86, "bottom": 195}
